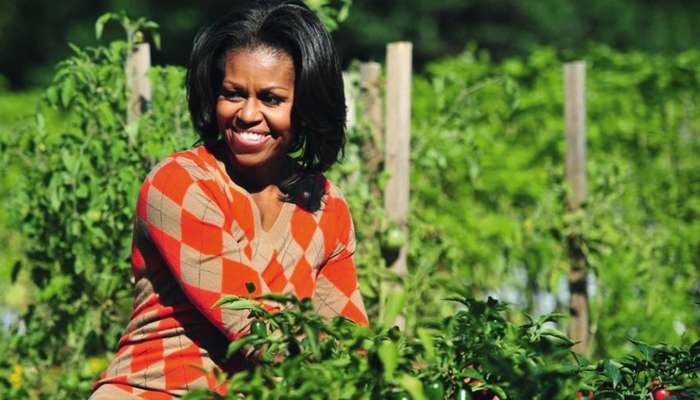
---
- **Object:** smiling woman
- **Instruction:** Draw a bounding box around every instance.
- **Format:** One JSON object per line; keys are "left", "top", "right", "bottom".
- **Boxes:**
{"left": 218, "top": 48, "right": 296, "bottom": 204}
{"left": 89, "top": 1, "right": 368, "bottom": 399}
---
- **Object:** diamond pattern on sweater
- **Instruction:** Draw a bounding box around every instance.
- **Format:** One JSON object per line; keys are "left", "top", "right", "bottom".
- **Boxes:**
{"left": 262, "top": 253, "right": 287, "bottom": 292}
{"left": 146, "top": 186, "right": 182, "bottom": 241}
{"left": 180, "top": 244, "right": 223, "bottom": 293}
{"left": 93, "top": 143, "right": 368, "bottom": 399}
{"left": 289, "top": 257, "right": 314, "bottom": 299}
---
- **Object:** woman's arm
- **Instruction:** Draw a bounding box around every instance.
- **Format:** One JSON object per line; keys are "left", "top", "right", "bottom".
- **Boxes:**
{"left": 135, "top": 155, "right": 263, "bottom": 340}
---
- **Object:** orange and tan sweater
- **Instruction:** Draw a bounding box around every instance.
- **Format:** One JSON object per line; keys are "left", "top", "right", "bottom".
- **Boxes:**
{"left": 91, "top": 142, "right": 368, "bottom": 399}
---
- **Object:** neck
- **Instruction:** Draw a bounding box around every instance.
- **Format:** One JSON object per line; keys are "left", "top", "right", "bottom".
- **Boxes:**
{"left": 208, "top": 140, "right": 293, "bottom": 195}
{"left": 228, "top": 155, "right": 292, "bottom": 195}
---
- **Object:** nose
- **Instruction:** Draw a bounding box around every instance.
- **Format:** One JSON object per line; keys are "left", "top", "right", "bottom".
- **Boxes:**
{"left": 235, "top": 98, "right": 263, "bottom": 128}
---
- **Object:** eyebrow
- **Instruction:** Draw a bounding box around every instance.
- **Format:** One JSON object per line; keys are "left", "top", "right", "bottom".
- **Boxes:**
{"left": 221, "top": 81, "right": 290, "bottom": 92}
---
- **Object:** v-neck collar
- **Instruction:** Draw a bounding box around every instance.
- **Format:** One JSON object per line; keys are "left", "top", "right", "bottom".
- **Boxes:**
{"left": 250, "top": 198, "right": 294, "bottom": 239}
{"left": 207, "top": 141, "right": 296, "bottom": 243}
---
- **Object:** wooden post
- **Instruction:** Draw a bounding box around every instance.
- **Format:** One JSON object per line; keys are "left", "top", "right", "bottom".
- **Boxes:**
{"left": 384, "top": 42, "right": 412, "bottom": 328}
{"left": 359, "top": 62, "right": 383, "bottom": 172}
{"left": 564, "top": 61, "right": 589, "bottom": 354}
{"left": 343, "top": 72, "right": 356, "bottom": 130}
{"left": 126, "top": 42, "right": 152, "bottom": 124}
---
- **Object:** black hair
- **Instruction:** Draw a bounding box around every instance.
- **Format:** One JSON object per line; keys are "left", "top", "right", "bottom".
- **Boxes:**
{"left": 186, "top": 0, "right": 346, "bottom": 211}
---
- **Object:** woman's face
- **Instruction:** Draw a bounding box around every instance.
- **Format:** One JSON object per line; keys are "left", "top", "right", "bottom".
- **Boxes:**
{"left": 217, "top": 46, "right": 295, "bottom": 171}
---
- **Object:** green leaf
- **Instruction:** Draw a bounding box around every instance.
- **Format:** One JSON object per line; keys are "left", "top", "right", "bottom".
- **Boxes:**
{"left": 382, "top": 290, "right": 406, "bottom": 330}
{"left": 212, "top": 295, "right": 241, "bottom": 308}
{"left": 337, "top": 0, "right": 351, "bottom": 23}
{"left": 299, "top": 298, "right": 313, "bottom": 312}
{"left": 142, "top": 21, "right": 159, "bottom": 30}
{"left": 603, "top": 359, "right": 622, "bottom": 389}
{"left": 226, "top": 336, "right": 255, "bottom": 358}
{"left": 630, "top": 339, "right": 657, "bottom": 360}
{"left": 60, "top": 77, "right": 76, "bottom": 108}
{"left": 61, "top": 149, "right": 77, "bottom": 172}
{"left": 303, "top": 323, "right": 321, "bottom": 359}
{"left": 152, "top": 32, "right": 161, "bottom": 51}
{"left": 462, "top": 368, "right": 485, "bottom": 381}
{"left": 416, "top": 328, "right": 435, "bottom": 360}
{"left": 378, "top": 340, "right": 398, "bottom": 381}
{"left": 95, "top": 13, "right": 116, "bottom": 39}
{"left": 398, "top": 374, "right": 426, "bottom": 400}
{"left": 50, "top": 187, "right": 61, "bottom": 211}
{"left": 540, "top": 328, "right": 575, "bottom": 345}
{"left": 219, "top": 298, "right": 262, "bottom": 311}
{"left": 46, "top": 86, "right": 59, "bottom": 106}
{"left": 484, "top": 384, "right": 507, "bottom": 399}
{"left": 76, "top": 185, "right": 89, "bottom": 199}
{"left": 257, "top": 293, "right": 295, "bottom": 304}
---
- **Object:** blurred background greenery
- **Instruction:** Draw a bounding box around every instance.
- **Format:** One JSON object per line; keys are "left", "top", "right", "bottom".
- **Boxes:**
{"left": 2, "top": 0, "right": 700, "bottom": 90}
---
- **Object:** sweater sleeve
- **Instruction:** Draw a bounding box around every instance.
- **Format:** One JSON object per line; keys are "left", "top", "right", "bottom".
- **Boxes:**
{"left": 135, "top": 155, "right": 262, "bottom": 340}
{"left": 312, "top": 194, "right": 369, "bottom": 327}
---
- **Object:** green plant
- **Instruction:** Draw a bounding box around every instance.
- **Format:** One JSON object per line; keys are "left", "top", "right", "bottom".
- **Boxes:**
{"left": 304, "top": 0, "right": 353, "bottom": 32}
{"left": 0, "top": 14, "right": 194, "bottom": 399}
{"left": 408, "top": 45, "right": 700, "bottom": 358}
{"left": 180, "top": 293, "right": 699, "bottom": 399}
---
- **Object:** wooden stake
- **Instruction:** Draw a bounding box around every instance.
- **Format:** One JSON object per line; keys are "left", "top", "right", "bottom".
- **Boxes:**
{"left": 343, "top": 71, "right": 356, "bottom": 130}
{"left": 564, "top": 61, "right": 589, "bottom": 354}
{"left": 384, "top": 42, "right": 412, "bottom": 328}
{"left": 359, "top": 62, "right": 383, "bottom": 173}
{"left": 565, "top": 62, "right": 587, "bottom": 210}
{"left": 126, "top": 42, "right": 152, "bottom": 125}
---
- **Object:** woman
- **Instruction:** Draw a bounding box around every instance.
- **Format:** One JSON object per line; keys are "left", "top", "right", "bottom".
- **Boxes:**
{"left": 90, "top": 1, "right": 368, "bottom": 398}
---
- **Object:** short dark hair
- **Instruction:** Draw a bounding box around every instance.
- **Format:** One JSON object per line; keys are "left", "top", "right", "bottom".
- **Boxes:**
{"left": 186, "top": 0, "right": 346, "bottom": 211}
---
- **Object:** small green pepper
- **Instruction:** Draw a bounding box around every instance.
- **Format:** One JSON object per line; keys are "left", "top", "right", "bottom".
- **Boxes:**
{"left": 250, "top": 319, "right": 267, "bottom": 337}
{"left": 425, "top": 381, "right": 445, "bottom": 400}
{"left": 456, "top": 387, "right": 470, "bottom": 400}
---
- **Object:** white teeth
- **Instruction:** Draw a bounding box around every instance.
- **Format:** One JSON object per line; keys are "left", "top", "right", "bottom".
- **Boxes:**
{"left": 238, "top": 131, "right": 266, "bottom": 142}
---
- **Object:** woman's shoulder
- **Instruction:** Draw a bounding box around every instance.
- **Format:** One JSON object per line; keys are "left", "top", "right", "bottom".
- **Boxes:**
{"left": 314, "top": 177, "right": 355, "bottom": 248}
{"left": 322, "top": 178, "right": 346, "bottom": 204}
{"left": 143, "top": 143, "right": 230, "bottom": 189}
{"left": 318, "top": 177, "right": 353, "bottom": 220}
{"left": 138, "top": 144, "right": 234, "bottom": 211}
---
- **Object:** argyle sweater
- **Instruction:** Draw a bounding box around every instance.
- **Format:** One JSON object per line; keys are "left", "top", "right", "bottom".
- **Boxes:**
{"left": 92, "top": 142, "right": 368, "bottom": 399}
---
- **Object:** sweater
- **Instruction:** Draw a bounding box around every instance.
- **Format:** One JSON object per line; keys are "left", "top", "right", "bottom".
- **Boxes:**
{"left": 91, "top": 142, "right": 368, "bottom": 399}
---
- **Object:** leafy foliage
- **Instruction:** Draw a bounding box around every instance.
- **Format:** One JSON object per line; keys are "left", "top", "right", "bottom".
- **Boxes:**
{"left": 408, "top": 46, "right": 700, "bottom": 358}
{"left": 305, "top": 0, "right": 353, "bottom": 32}
{"left": 0, "top": 28, "right": 195, "bottom": 399}
{"left": 182, "top": 293, "right": 699, "bottom": 399}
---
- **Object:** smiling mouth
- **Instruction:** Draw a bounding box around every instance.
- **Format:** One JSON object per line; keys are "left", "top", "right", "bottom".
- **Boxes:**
{"left": 237, "top": 131, "right": 268, "bottom": 142}
{"left": 228, "top": 129, "right": 273, "bottom": 149}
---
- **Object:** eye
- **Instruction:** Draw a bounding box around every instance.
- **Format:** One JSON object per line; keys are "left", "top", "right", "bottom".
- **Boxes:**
{"left": 221, "top": 88, "right": 244, "bottom": 101}
{"left": 259, "top": 92, "right": 284, "bottom": 106}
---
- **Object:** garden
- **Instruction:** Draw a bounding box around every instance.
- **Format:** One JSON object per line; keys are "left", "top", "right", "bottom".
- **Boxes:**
{"left": 0, "top": 1, "right": 699, "bottom": 399}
